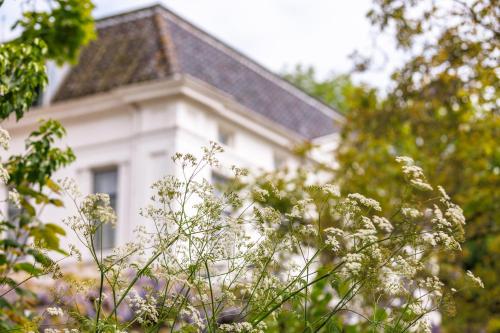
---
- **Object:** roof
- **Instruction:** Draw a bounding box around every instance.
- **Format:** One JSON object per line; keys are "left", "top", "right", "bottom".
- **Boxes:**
{"left": 53, "top": 4, "right": 342, "bottom": 139}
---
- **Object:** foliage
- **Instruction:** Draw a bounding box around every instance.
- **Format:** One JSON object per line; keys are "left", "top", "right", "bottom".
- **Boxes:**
{"left": 0, "top": 0, "right": 94, "bottom": 330}
{"left": 0, "top": 119, "right": 76, "bottom": 330}
{"left": 31, "top": 144, "right": 479, "bottom": 333}
{"left": 14, "top": 0, "right": 95, "bottom": 65}
{"left": 282, "top": 65, "right": 362, "bottom": 115}
{"left": 0, "top": 0, "right": 95, "bottom": 120}
{"left": 288, "top": 0, "right": 499, "bottom": 331}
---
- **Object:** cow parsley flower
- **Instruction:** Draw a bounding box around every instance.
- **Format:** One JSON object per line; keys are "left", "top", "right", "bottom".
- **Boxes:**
{"left": 126, "top": 290, "right": 158, "bottom": 324}
{"left": 347, "top": 193, "right": 381, "bottom": 211}
{"left": 402, "top": 207, "right": 422, "bottom": 219}
{"left": 372, "top": 216, "right": 393, "bottom": 233}
{"left": 340, "top": 253, "right": 364, "bottom": 278}
{"left": 396, "top": 156, "right": 433, "bottom": 191}
{"left": 46, "top": 307, "right": 64, "bottom": 316}
{"left": 219, "top": 322, "right": 266, "bottom": 333}
{"left": 80, "top": 193, "right": 117, "bottom": 225}
{"left": 322, "top": 184, "right": 340, "bottom": 197}
{"left": 0, "top": 127, "right": 10, "bottom": 150}
{"left": 58, "top": 177, "right": 82, "bottom": 198}
{"left": 8, "top": 189, "right": 21, "bottom": 208}
{"left": 466, "top": 270, "right": 484, "bottom": 288}
{"left": 445, "top": 205, "right": 466, "bottom": 226}
{"left": 299, "top": 224, "right": 318, "bottom": 238}
{"left": 415, "top": 316, "right": 432, "bottom": 333}
{"left": 437, "top": 185, "right": 450, "bottom": 200}
{"left": 0, "top": 165, "right": 9, "bottom": 184}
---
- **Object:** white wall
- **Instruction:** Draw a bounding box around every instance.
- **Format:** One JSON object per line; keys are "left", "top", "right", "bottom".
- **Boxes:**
{"left": 3, "top": 86, "right": 305, "bottom": 254}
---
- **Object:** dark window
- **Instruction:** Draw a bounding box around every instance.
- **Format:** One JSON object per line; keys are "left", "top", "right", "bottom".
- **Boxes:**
{"left": 217, "top": 126, "right": 234, "bottom": 146}
{"left": 92, "top": 168, "right": 118, "bottom": 250}
{"left": 31, "top": 86, "right": 44, "bottom": 107}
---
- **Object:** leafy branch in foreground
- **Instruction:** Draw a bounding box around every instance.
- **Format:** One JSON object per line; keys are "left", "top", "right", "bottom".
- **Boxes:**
{"left": 0, "top": 119, "right": 76, "bottom": 331}
{"left": 0, "top": 0, "right": 95, "bottom": 120}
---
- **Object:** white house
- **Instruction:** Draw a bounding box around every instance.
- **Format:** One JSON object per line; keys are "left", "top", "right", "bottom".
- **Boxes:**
{"left": 3, "top": 4, "right": 342, "bottom": 252}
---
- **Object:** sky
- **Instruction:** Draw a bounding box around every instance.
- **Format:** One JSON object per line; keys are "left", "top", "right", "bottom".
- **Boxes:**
{"left": 0, "top": 0, "right": 399, "bottom": 88}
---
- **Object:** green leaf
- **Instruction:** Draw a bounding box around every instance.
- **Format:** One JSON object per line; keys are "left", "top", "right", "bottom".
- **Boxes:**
{"left": 27, "top": 248, "right": 54, "bottom": 267}
{"left": 45, "top": 223, "right": 66, "bottom": 235}
{"left": 46, "top": 178, "right": 61, "bottom": 193}
{"left": 13, "top": 262, "right": 42, "bottom": 275}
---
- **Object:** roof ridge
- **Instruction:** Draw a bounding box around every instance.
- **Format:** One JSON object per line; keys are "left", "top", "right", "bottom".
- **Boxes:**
{"left": 95, "top": 4, "right": 343, "bottom": 122}
{"left": 152, "top": 7, "right": 180, "bottom": 74}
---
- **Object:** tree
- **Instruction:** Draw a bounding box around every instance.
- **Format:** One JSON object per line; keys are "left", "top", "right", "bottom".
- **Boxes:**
{"left": 288, "top": 0, "right": 498, "bottom": 331}
{"left": 0, "top": 0, "right": 94, "bottom": 329}
{"left": 282, "top": 65, "right": 363, "bottom": 115}
{"left": 0, "top": 0, "right": 95, "bottom": 120}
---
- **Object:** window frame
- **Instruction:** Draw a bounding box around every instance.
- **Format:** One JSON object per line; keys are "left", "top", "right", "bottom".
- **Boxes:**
{"left": 91, "top": 166, "right": 119, "bottom": 251}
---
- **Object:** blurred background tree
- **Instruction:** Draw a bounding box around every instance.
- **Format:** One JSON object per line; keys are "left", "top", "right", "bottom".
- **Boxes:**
{"left": 285, "top": 0, "right": 499, "bottom": 331}
{"left": 282, "top": 65, "right": 362, "bottom": 115}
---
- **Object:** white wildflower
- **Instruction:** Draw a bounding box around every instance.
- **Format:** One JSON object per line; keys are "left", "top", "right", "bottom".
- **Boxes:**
{"left": 420, "top": 276, "right": 444, "bottom": 298}
{"left": 323, "top": 184, "right": 340, "bottom": 197}
{"left": 410, "top": 179, "right": 434, "bottom": 191}
{"left": 0, "top": 127, "right": 10, "bottom": 150}
{"left": 68, "top": 244, "right": 82, "bottom": 261}
{"left": 396, "top": 156, "right": 433, "bottom": 191}
{"left": 395, "top": 156, "right": 414, "bottom": 165}
{"left": 252, "top": 187, "right": 269, "bottom": 201}
{"left": 180, "top": 305, "right": 205, "bottom": 330}
{"left": 347, "top": 193, "right": 382, "bottom": 211}
{"left": 80, "top": 193, "right": 117, "bottom": 225}
{"left": 7, "top": 189, "right": 21, "bottom": 208}
{"left": 324, "top": 227, "right": 345, "bottom": 237}
{"left": 415, "top": 316, "right": 432, "bottom": 333}
{"left": 445, "top": 205, "right": 466, "bottom": 226}
{"left": 219, "top": 322, "right": 266, "bottom": 333}
{"left": 340, "top": 253, "right": 364, "bottom": 278}
{"left": 466, "top": 270, "right": 484, "bottom": 288}
{"left": 0, "top": 165, "right": 9, "bottom": 184}
{"left": 126, "top": 290, "right": 158, "bottom": 324}
{"left": 433, "top": 231, "right": 461, "bottom": 250}
{"left": 46, "top": 307, "right": 64, "bottom": 316}
{"left": 380, "top": 268, "right": 402, "bottom": 295}
{"left": 402, "top": 207, "right": 422, "bottom": 219}
{"left": 325, "top": 235, "right": 341, "bottom": 252}
{"left": 372, "top": 216, "right": 393, "bottom": 233}
{"left": 432, "top": 205, "right": 452, "bottom": 228}
{"left": 299, "top": 224, "right": 318, "bottom": 238}
{"left": 437, "top": 185, "right": 450, "bottom": 200}
{"left": 58, "top": 177, "right": 82, "bottom": 198}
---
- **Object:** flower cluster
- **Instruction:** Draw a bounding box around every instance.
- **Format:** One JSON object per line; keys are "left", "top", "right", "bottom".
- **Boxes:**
{"left": 0, "top": 127, "right": 9, "bottom": 184}
{"left": 219, "top": 322, "right": 267, "bottom": 333}
{"left": 45, "top": 150, "right": 475, "bottom": 333}
{"left": 46, "top": 307, "right": 64, "bottom": 317}
{"left": 396, "top": 156, "right": 433, "bottom": 191}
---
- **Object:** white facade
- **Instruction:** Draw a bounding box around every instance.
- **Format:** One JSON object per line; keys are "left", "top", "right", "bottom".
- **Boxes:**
{"left": 3, "top": 75, "right": 334, "bottom": 252}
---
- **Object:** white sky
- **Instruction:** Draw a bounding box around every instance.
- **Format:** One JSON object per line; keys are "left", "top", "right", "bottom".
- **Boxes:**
{"left": 0, "top": 0, "right": 399, "bottom": 87}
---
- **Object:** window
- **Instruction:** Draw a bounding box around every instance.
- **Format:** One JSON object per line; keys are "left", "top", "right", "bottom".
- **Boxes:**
{"left": 6, "top": 197, "right": 23, "bottom": 240}
{"left": 211, "top": 171, "right": 233, "bottom": 217}
{"left": 212, "top": 171, "right": 230, "bottom": 198}
{"left": 31, "top": 86, "right": 44, "bottom": 108}
{"left": 217, "top": 126, "right": 234, "bottom": 146}
{"left": 273, "top": 152, "right": 286, "bottom": 169}
{"left": 93, "top": 168, "right": 118, "bottom": 251}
